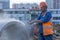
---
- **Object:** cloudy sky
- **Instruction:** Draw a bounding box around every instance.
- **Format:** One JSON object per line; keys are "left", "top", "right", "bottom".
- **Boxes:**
{"left": 10, "top": 0, "right": 45, "bottom": 8}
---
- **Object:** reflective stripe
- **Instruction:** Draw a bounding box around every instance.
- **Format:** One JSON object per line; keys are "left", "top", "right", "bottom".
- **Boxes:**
{"left": 49, "top": 18, "right": 52, "bottom": 22}
{"left": 42, "top": 14, "right": 53, "bottom": 36}
{"left": 43, "top": 26, "right": 53, "bottom": 28}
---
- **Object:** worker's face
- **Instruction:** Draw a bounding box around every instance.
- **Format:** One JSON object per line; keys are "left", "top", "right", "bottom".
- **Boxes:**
{"left": 40, "top": 6, "right": 47, "bottom": 12}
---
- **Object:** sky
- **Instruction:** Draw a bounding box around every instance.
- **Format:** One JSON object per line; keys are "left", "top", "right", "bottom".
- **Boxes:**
{"left": 10, "top": 0, "right": 45, "bottom": 8}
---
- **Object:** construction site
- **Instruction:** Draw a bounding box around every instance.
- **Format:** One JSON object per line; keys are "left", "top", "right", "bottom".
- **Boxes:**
{"left": 0, "top": 0, "right": 60, "bottom": 40}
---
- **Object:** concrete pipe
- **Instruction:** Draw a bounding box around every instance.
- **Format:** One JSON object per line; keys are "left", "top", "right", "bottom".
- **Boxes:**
{"left": 0, "top": 19, "right": 32, "bottom": 40}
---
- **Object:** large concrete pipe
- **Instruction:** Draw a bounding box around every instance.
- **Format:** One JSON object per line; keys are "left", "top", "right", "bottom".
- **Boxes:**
{"left": 0, "top": 18, "right": 32, "bottom": 40}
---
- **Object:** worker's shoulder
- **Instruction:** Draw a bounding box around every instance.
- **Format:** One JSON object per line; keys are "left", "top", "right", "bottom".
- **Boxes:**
{"left": 46, "top": 11, "right": 52, "bottom": 15}
{"left": 46, "top": 11, "right": 51, "bottom": 14}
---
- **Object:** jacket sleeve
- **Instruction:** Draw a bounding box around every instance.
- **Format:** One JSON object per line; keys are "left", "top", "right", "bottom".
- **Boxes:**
{"left": 40, "top": 12, "right": 52, "bottom": 23}
{"left": 36, "top": 14, "right": 41, "bottom": 20}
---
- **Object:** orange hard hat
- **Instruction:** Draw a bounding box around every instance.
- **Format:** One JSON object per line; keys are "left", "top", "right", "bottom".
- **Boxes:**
{"left": 40, "top": 2, "right": 47, "bottom": 7}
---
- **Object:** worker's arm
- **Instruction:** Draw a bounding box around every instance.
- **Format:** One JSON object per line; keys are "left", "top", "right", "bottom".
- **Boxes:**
{"left": 30, "top": 12, "right": 52, "bottom": 23}
{"left": 30, "top": 14, "right": 41, "bottom": 24}
{"left": 34, "top": 12, "right": 52, "bottom": 23}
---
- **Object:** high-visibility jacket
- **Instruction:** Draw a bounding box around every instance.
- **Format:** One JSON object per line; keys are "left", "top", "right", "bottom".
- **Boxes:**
{"left": 43, "top": 18, "right": 53, "bottom": 36}
{"left": 37, "top": 12, "right": 53, "bottom": 35}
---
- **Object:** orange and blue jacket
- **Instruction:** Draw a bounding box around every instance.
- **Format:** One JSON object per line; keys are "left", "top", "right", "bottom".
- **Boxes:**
{"left": 37, "top": 11, "right": 53, "bottom": 36}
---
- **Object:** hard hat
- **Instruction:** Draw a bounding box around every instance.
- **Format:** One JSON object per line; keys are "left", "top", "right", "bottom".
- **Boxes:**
{"left": 40, "top": 2, "right": 47, "bottom": 7}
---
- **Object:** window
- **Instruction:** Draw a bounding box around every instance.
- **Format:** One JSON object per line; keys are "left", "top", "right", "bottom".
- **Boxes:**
{"left": 9, "top": 11, "right": 13, "bottom": 14}
{"left": 27, "top": 11, "right": 29, "bottom": 13}
{"left": 15, "top": 11, "right": 18, "bottom": 14}
{"left": 58, "top": 11, "right": 60, "bottom": 14}
{"left": 53, "top": 17, "right": 60, "bottom": 20}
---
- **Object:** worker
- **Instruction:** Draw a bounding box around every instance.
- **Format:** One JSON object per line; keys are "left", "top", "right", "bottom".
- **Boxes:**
{"left": 30, "top": 2, "right": 53, "bottom": 40}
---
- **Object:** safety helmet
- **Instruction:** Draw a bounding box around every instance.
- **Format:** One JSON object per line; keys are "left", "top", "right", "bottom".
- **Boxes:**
{"left": 40, "top": 2, "right": 47, "bottom": 7}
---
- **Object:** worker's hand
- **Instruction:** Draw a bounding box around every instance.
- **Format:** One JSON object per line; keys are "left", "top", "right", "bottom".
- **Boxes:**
{"left": 29, "top": 20, "right": 36, "bottom": 24}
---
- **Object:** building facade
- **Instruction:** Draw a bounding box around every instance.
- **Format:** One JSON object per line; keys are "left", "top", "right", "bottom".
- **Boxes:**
{"left": 12, "top": 3, "right": 39, "bottom": 9}
{"left": 49, "top": 9, "right": 60, "bottom": 24}
{"left": 53, "top": 0, "right": 60, "bottom": 9}
{"left": 0, "top": 9, "right": 59, "bottom": 24}
{"left": 3, "top": 9, "right": 31, "bottom": 21}
{"left": 46, "top": 0, "right": 60, "bottom": 24}
{"left": 46, "top": 0, "right": 53, "bottom": 9}
{"left": 46, "top": 0, "right": 60, "bottom": 9}
{"left": 0, "top": 0, "right": 10, "bottom": 9}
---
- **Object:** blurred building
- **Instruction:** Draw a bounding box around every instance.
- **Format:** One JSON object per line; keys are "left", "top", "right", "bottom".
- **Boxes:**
{"left": 46, "top": 0, "right": 53, "bottom": 9}
{"left": 0, "top": 0, "right": 10, "bottom": 9}
{"left": 53, "top": 0, "right": 60, "bottom": 9}
{"left": 49, "top": 9, "right": 60, "bottom": 24}
{"left": 0, "top": 8, "right": 60, "bottom": 24}
{"left": 12, "top": 3, "right": 39, "bottom": 9}
{"left": 46, "top": 0, "right": 60, "bottom": 24}
{"left": 12, "top": 3, "right": 39, "bottom": 20}
{"left": 3, "top": 9, "right": 31, "bottom": 21}
{"left": 2, "top": 8, "right": 40, "bottom": 21}
{"left": 46, "top": 0, "right": 60, "bottom": 9}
